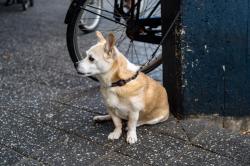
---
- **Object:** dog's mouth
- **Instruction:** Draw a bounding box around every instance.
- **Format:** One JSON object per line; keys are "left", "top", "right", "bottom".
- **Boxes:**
{"left": 77, "top": 71, "right": 93, "bottom": 76}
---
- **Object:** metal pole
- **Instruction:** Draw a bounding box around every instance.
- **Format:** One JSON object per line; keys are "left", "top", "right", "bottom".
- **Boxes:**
{"left": 161, "top": 0, "right": 182, "bottom": 118}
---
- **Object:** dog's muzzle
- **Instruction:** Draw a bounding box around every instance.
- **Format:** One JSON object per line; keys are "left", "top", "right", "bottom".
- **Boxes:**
{"left": 75, "top": 62, "right": 85, "bottom": 75}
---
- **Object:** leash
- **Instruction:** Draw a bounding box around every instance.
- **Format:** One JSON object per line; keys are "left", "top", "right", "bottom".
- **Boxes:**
{"left": 110, "top": 11, "right": 180, "bottom": 87}
{"left": 110, "top": 71, "right": 139, "bottom": 87}
{"left": 137, "top": 10, "right": 181, "bottom": 71}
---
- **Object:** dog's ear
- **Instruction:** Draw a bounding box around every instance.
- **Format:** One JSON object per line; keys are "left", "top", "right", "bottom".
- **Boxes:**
{"left": 106, "top": 32, "right": 116, "bottom": 53}
{"left": 96, "top": 31, "right": 106, "bottom": 43}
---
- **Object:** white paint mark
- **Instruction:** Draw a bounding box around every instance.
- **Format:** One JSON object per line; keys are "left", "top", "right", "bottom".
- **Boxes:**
{"left": 204, "top": 45, "right": 209, "bottom": 53}
{"left": 186, "top": 48, "right": 193, "bottom": 52}
{"left": 180, "top": 28, "right": 186, "bottom": 35}
{"left": 222, "top": 65, "right": 226, "bottom": 72}
{"left": 182, "top": 79, "right": 188, "bottom": 88}
{"left": 191, "top": 62, "right": 194, "bottom": 68}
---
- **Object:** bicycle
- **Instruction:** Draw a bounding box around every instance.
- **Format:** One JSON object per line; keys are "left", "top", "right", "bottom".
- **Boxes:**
{"left": 65, "top": 0, "right": 179, "bottom": 81}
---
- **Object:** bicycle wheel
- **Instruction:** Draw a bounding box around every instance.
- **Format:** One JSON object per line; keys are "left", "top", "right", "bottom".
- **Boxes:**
{"left": 79, "top": 0, "right": 102, "bottom": 32}
{"left": 66, "top": 0, "right": 162, "bottom": 81}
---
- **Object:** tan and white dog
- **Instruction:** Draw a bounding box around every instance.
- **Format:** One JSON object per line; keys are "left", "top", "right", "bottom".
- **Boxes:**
{"left": 77, "top": 31, "right": 169, "bottom": 144}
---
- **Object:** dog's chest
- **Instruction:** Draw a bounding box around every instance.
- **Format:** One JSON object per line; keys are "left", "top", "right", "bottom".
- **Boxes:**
{"left": 102, "top": 89, "right": 132, "bottom": 119}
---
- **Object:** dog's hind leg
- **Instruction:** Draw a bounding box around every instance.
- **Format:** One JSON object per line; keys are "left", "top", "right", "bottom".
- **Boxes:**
{"left": 125, "top": 114, "right": 169, "bottom": 130}
{"left": 93, "top": 115, "right": 111, "bottom": 122}
{"left": 139, "top": 114, "right": 169, "bottom": 126}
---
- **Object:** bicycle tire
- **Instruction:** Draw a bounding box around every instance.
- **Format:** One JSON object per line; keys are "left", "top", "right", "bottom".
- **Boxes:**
{"left": 66, "top": 1, "right": 162, "bottom": 82}
{"left": 30, "top": 0, "right": 33, "bottom": 6}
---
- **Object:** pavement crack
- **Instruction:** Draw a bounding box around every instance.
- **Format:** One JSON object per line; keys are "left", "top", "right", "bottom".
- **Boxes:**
{"left": 189, "top": 142, "right": 241, "bottom": 163}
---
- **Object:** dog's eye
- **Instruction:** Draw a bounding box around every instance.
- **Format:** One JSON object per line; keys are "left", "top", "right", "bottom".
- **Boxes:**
{"left": 88, "top": 56, "right": 95, "bottom": 62}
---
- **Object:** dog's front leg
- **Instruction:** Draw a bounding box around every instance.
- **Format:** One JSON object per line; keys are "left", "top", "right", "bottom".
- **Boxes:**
{"left": 107, "top": 108, "right": 122, "bottom": 140}
{"left": 127, "top": 111, "right": 139, "bottom": 144}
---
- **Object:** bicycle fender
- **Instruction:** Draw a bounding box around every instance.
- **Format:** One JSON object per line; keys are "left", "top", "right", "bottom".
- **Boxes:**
{"left": 64, "top": 0, "right": 87, "bottom": 24}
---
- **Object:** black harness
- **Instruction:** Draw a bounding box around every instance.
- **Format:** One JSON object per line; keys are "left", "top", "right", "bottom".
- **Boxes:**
{"left": 110, "top": 71, "right": 139, "bottom": 87}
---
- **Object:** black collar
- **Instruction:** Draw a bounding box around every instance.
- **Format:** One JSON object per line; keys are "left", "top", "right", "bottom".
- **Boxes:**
{"left": 110, "top": 71, "right": 139, "bottom": 87}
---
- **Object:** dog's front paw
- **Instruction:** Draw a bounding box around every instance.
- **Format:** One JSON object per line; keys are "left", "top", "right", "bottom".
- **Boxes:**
{"left": 93, "top": 115, "right": 111, "bottom": 122}
{"left": 126, "top": 131, "right": 137, "bottom": 144}
{"left": 93, "top": 116, "right": 103, "bottom": 121}
{"left": 108, "top": 129, "right": 122, "bottom": 140}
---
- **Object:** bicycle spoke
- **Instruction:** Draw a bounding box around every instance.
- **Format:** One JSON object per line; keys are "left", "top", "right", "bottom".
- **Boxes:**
{"left": 146, "top": 1, "right": 160, "bottom": 18}
{"left": 125, "top": 41, "right": 133, "bottom": 58}
{"left": 116, "top": 30, "right": 127, "bottom": 47}
{"left": 86, "top": 4, "right": 114, "bottom": 15}
{"left": 81, "top": 7, "right": 127, "bottom": 27}
{"left": 132, "top": 43, "right": 140, "bottom": 64}
{"left": 106, "top": 0, "right": 115, "bottom": 9}
{"left": 144, "top": 43, "right": 150, "bottom": 61}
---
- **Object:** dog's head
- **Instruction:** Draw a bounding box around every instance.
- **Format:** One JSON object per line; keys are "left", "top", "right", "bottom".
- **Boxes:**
{"left": 77, "top": 31, "right": 117, "bottom": 76}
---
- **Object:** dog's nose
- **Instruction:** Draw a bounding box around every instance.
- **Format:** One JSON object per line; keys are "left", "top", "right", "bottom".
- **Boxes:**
{"left": 74, "top": 62, "right": 83, "bottom": 74}
{"left": 77, "top": 70, "right": 85, "bottom": 75}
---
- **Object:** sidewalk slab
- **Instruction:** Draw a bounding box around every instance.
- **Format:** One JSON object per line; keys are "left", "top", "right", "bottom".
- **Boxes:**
{"left": 166, "top": 145, "right": 241, "bottom": 166}
{"left": 139, "top": 116, "right": 188, "bottom": 141}
{"left": 0, "top": 110, "right": 63, "bottom": 156}
{"left": 65, "top": 86, "right": 107, "bottom": 115}
{"left": 75, "top": 119, "right": 125, "bottom": 150}
{"left": 92, "top": 152, "right": 149, "bottom": 166}
{"left": 192, "top": 125, "right": 250, "bottom": 165}
{"left": 40, "top": 102, "right": 123, "bottom": 149}
{"left": 1, "top": 100, "right": 66, "bottom": 124}
{"left": 15, "top": 158, "right": 43, "bottom": 166}
{"left": 32, "top": 70, "right": 93, "bottom": 91}
{"left": 116, "top": 130, "right": 188, "bottom": 165}
{"left": 0, "top": 83, "right": 60, "bottom": 105}
{"left": 47, "top": 105, "right": 95, "bottom": 132}
{"left": 54, "top": 85, "right": 98, "bottom": 104}
{"left": 32, "top": 134, "right": 108, "bottom": 166}
{"left": 179, "top": 119, "right": 213, "bottom": 141}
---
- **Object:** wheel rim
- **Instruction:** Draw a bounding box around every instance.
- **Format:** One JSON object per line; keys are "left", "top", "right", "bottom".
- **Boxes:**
{"left": 80, "top": 0, "right": 102, "bottom": 30}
